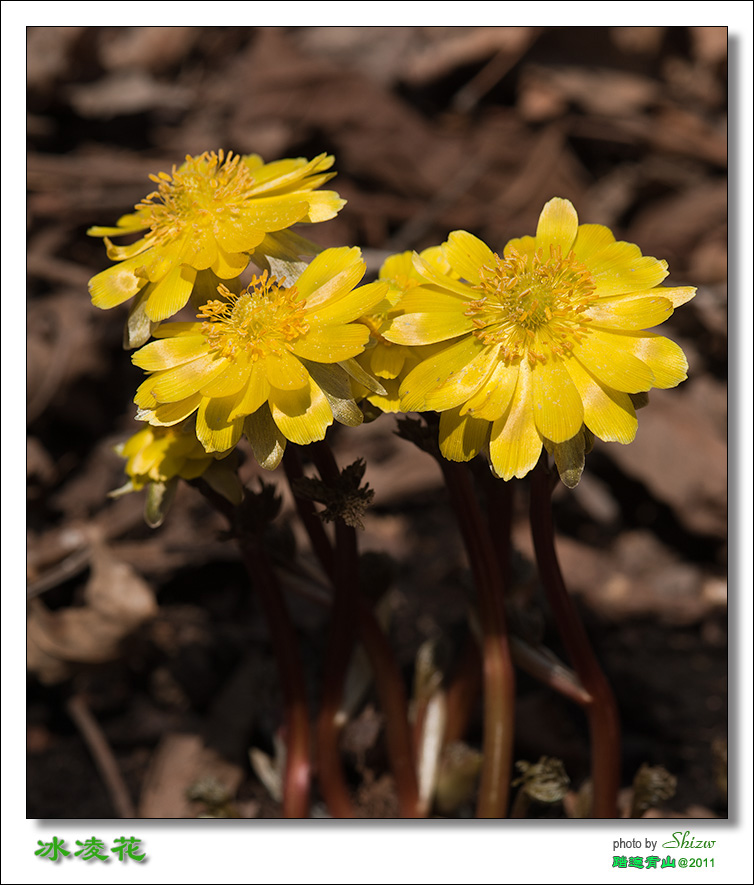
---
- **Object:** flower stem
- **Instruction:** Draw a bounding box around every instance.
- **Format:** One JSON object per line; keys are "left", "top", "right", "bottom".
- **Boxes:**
{"left": 316, "top": 521, "right": 360, "bottom": 817}
{"left": 482, "top": 467, "right": 514, "bottom": 587}
{"left": 238, "top": 541, "right": 311, "bottom": 818}
{"left": 307, "top": 441, "right": 421, "bottom": 818}
{"left": 282, "top": 446, "right": 336, "bottom": 580}
{"left": 440, "top": 460, "right": 516, "bottom": 818}
{"left": 443, "top": 634, "right": 482, "bottom": 747}
{"left": 283, "top": 445, "right": 356, "bottom": 817}
{"left": 529, "top": 455, "right": 621, "bottom": 818}
{"left": 356, "top": 600, "right": 422, "bottom": 817}
{"left": 196, "top": 481, "right": 311, "bottom": 819}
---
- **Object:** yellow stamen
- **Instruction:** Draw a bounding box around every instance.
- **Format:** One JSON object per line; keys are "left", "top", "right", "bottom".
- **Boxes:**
{"left": 200, "top": 272, "right": 309, "bottom": 361}
{"left": 464, "top": 245, "right": 597, "bottom": 362}
{"left": 136, "top": 151, "right": 258, "bottom": 247}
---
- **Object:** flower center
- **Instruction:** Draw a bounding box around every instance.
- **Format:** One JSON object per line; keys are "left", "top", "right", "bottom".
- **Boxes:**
{"left": 137, "top": 150, "right": 257, "bottom": 245}
{"left": 465, "top": 246, "right": 597, "bottom": 364}
{"left": 199, "top": 272, "right": 309, "bottom": 361}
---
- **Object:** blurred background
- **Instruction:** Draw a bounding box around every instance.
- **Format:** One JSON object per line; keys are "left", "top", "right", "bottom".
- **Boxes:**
{"left": 27, "top": 26, "right": 727, "bottom": 818}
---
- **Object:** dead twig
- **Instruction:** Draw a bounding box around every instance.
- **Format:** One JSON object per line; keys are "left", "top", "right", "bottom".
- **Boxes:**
{"left": 66, "top": 694, "right": 137, "bottom": 819}
{"left": 27, "top": 547, "right": 92, "bottom": 600}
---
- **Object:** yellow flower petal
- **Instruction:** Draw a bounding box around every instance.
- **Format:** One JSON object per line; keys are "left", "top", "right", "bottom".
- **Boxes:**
{"left": 386, "top": 307, "right": 474, "bottom": 346}
{"left": 400, "top": 337, "right": 495, "bottom": 413}
{"left": 439, "top": 407, "right": 490, "bottom": 462}
{"left": 411, "top": 252, "right": 475, "bottom": 298}
{"left": 588, "top": 241, "right": 669, "bottom": 296}
{"left": 210, "top": 244, "right": 251, "bottom": 280}
{"left": 104, "top": 236, "right": 150, "bottom": 261}
{"left": 291, "top": 324, "right": 370, "bottom": 363}
{"left": 144, "top": 394, "right": 203, "bottom": 426}
{"left": 244, "top": 404, "right": 287, "bottom": 469}
{"left": 144, "top": 242, "right": 184, "bottom": 282}
{"left": 379, "top": 251, "right": 416, "bottom": 281}
{"left": 423, "top": 346, "right": 499, "bottom": 413}
{"left": 176, "top": 230, "right": 216, "bottom": 272}
{"left": 213, "top": 221, "right": 267, "bottom": 255}
{"left": 420, "top": 245, "right": 455, "bottom": 277}
{"left": 89, "top": 254, "right": 146, "bottom": 309}
{"left": 297, "top": 191, "right": 346, "bottom": 223}
{"left": 229, "top": 362, "right": 271, "bottom": 420}
{"left": 655, "top": 286, "right": 696, "bottom": 308}
{"left": 392, "top": 286, "right": 470, "bottom": 314}
{"left": 368, "top": 343, "right": 406, "bottom": 380}
{"left": 120, "top": 427, "right": 153, "bottom": 458}
{"left": 234, "top": 195, "right": 309, "bottom": 234}
{"left": 132, "top": 335, "right": 207, "bottom": 371}
{"left": 296, "top": 247, "right": 364, "bottom": 306}
{"left": 88, "top": 211, "right": 147, "bottom": 238}
{"left": 153, "top": 322, "right": 204, "bottom": 338}
{"left": 461, "top": 360, "right": 519, "bottom": 422}
{"left": 503, "top": 235, "right": 537, "bottom": 259}
{"left": 571, "top": 223, "right": 616, "bottom": 263}
{"left": 148, "top": 353, "right": 228, "bottom": 403}
{"left": 566, "top": 358, "right": 637, "bottom": 444}
{"left": 244, "top": 153, "right": 305, "bottom": 181}
{"left": 130, "top": 437, "right": 166, "bottom": 476}
{"left": 312, "top": 280, "right": 388, "bottom": 325}
{"left": 441, "top": 231, "right": 496, "bottom": 284}
{"left": 623, "top": 332, "right": 689, "bottom": 389}
{"left": 269, "top": 377, "right": 332, "bottom": 445}
{"left": 145, "top": 265, "right": 198, "bottom": 322}
{"left": 196, "top": 396, "right": 245, "bottom": 453}
{"left": 585, "top": 294, "right": 674, "bottom": 331}
{"left": 245, "top": 153, "right": 334, "bottom": 194}
{"left": 200, "top": 351, "right": 254, "bottom": 397}
{"left": 265, "top": 351, "right": 310, "bottom": 390}
{"left": 535, "top": 198, "right": 579, "bottom": 254}
{"left": 134, "top": 376, "right": 159, "bottom": 409}
{"left": 530, "top": 357, "right": 584, "bottom": 443}
{"left": 572, "top": 329, "right": 655, "bottom": 393}
{"left": 365, "top": 376, "right": 402, "bottom": 412}
{"left": 489, "top": 361, "right": 543, "bottom": 480}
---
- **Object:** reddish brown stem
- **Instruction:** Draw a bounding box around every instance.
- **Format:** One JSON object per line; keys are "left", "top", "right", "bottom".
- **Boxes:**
{"left": 443, "top": 635, "right": 482, "bottom": 747}
{"left": 318, "top": 518, "right": 360, "bottom": 817}
{"left": 282, "top": 446, "right": 355, "bottom": 816}
{"left": 283, "top": 446, "right": 336, "bottom": 580}
{"left": 196, "top": 481, "right": 311, "bottom": 819}
{"left": 357, "top": 600, "right": 421, "bottom": 818}
{"left": 529, "top": 455, "right": 621, "bottom": 818}
{"left": 440, "top": 461, "right": 515, "bottom": 818}
{"left": 238, "top": 541, "right": 311, "bottom": 819}
{"left": 308, "top": 441, "right": 421, "bottom": 818}
{"left": 483, "top": 468, "right": 514, "bottom": 587}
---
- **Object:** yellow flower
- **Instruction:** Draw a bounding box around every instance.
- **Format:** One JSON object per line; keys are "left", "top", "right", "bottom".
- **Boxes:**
{"left": 88, "top": 151, "right": 345, "bottom": 322}
{"left": 353, "top": 248, "right": 450, "bottom": 412}
{"left": 132, "top": 247, "right": 387, "bottom": 468}
{"left": 384, "top": 198, "right": 696, "bottom": 482}
{"left": 114, "top": 422, "right": 216, "bottom": 491}
{"left": 112, "top": 421, "right": 243, "bottom": 526}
